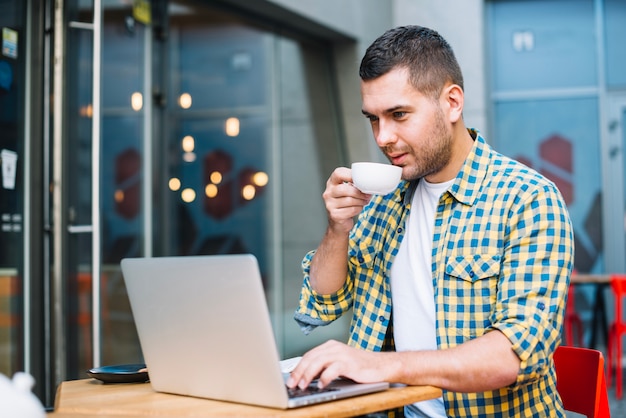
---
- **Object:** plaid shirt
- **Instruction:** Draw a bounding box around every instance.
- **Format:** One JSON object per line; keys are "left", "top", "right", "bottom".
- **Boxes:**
{"left": 294, "top": 130, "right": 574, "bottom": 417}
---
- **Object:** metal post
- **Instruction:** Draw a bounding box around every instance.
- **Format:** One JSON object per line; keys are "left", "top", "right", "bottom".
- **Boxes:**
{"left": 92, "top": 0, "right": 103, "bottom": 368}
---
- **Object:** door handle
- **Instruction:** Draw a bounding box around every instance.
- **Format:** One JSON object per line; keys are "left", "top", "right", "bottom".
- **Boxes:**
{"left": 67, "top": 224, "right": 93, "bottom": 234}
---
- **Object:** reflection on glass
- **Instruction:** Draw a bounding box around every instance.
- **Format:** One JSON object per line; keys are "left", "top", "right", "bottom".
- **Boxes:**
{"left": 182, "top": 152, "right": 196, "bottom": 162}
{"left": 241, "top": 184, "right": 256, "bottom": 200}
{"left": 181, "top": 188, "right": 196, "bottom": 202}
{"left": 253, "top": 171, "right": 268, "bottom": 187}
{"left": 114, "top": 189, "right": 124, "bottom": 203}
{"left": 225, "top": 117, "right": 240, "bottom": 137}
{"left": 79, "top": 104, "right": 93, "bottom": 118}
{"left": 205, "top": 183, "right": 218, "bottom": 198}
{"left": 131, "top": 92, "right": 143, "bottom": 111}
{"left": 181, "top": 135, "right": 194, "bottom": 152}
{"left": 210, "top": 171, "right": 222, "bottom": 184}
{"left": 169, "top": 177, "right": 181, "bottom": 191}
{"left": 178, "top": 93, "right": 192, "bottom": 109}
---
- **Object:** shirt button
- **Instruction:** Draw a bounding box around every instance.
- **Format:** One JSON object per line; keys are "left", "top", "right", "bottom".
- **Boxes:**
{"left": 469, "top": 271, "right": 475, "bottom": 278}
{"left": 538, "top": 302, "right": 545, "bottom": 310}
{"left": 358, "top": 256, "right": 364, "bottom": 263}
{"left": 379, "top": 316, "right": 385, "bottom": 322}
{"left": 397, "top": 227, "right": 403, "bottom": 233}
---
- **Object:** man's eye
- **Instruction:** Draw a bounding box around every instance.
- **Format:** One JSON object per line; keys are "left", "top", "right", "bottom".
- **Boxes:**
{"left": 393, "top": 111, "right": 406, "bottom": 118}
{"left": 366, "top": 115, "right": 378, "bottom": 123}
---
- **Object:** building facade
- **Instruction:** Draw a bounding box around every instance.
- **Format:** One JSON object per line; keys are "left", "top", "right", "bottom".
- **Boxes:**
{"left": 0, "top": 0, "right": 625, "bottom": 407}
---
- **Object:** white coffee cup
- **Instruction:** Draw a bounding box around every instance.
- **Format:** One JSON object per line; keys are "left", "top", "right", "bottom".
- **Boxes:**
{"left": 351, "top": 162, "right": 402, "bottom": 195}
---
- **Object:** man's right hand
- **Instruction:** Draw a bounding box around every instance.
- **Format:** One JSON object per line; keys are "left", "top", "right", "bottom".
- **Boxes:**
{"left": 308, "top": 167, "right": 371, "bottom": 295}
{"left": 323, "top": 167, "right": 372, "bottom": 234}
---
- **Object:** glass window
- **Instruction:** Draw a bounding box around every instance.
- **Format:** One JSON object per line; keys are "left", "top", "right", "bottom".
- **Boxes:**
{"left": 276, "top": 36, "right": 350, "bottom": 357}
{"left": 604, "top": 0, "right": 626, "bottom": 88}
{"left": 177, "top": 23, "right": 267, "bottom": 109}
{"left": 95, "top": 0, "right": 349, "bottom": 368}
{"left": 164, "top": 11, "right": 271, "bottom": 259}
{"left": 99, "top": 4, "right": 148, "bottom": 368}
{"left": 488, "top": 0, "right": 604, "bottom": 273}
{"left": 493, "top": 98, "right": 602, "bottom": 273}
{"left": 101, "top": 13, "right": 145, "bottom": 109}
{"left": 489, "top": 0, "right": 596, "bottom": 92}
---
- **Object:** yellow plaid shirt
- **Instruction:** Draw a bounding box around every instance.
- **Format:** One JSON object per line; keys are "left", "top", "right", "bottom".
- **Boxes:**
{"left": 295, "top": 130, "right": 574, "bottom": 417}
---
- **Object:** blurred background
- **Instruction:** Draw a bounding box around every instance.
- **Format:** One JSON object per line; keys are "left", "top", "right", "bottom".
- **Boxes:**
{"left": 0, "top": 0, "right": 625, "bottom": 409}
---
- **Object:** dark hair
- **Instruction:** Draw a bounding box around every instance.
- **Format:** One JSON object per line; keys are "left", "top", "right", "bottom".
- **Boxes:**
{"left": 359, "top": 26, "right": 463, "bottom": 99}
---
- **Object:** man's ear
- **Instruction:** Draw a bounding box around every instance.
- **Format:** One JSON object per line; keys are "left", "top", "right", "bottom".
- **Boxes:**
{"left": 441, "top": 83, "right": 464, "bottom": 123}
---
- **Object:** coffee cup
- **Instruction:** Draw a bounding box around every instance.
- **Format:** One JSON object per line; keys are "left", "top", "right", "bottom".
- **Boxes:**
{"left": 351, "top": 162, "right": 402, "bottom": 195}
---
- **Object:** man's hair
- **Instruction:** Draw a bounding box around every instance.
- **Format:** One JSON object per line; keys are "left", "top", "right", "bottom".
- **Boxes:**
{"left": 359, "top": 25, "right": 464, "bottom": 99}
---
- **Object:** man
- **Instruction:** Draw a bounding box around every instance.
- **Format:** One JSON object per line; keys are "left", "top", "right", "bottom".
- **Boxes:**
{"left": 286, "top": 26, "right": 574, "bottom": 417}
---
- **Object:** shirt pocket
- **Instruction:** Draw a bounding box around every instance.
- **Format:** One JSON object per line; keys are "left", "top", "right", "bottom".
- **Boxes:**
{"left": 443, "top": 253, "right": 502, "bottom": 340}
{"left": 446, "top": 253, "right": 502, "bottom": 281}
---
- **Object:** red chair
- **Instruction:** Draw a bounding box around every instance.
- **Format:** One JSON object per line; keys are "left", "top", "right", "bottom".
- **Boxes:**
{"left": 607, "top": 273, "right": 626, "bottom": 399}
{"left": 564, "top": 283, "right": 583, "bottom": 346}
{"left": 554, "top": 345, "right": 611, "bottom": 418}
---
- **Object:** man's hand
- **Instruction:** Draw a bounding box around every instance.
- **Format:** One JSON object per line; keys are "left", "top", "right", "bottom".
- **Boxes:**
{"left": 308, "top": 168, "right": 372, "bottom": 295}
{"left": 286, "top": 340, "right": 394, "bottom": 389}
{"left": 286, "top": 332, "right": 520, "bottom": 392}
{"left": 323, "top": 167, "right": 371, "bottom": 234}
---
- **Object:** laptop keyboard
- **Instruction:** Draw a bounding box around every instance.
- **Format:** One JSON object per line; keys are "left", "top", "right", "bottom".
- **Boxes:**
{"left": 286, "top": 384, "right": 339, "bottom": 398}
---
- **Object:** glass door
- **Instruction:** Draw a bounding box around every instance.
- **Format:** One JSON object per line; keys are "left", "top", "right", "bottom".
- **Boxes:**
{"left": 57, "top": 0, "right": 100, "bottom": 383}
{"left": 0, "top": 0, "right": 25, "bottom": 380}
{"left": 60, "top": 0, "right": 155, "bottom": 380}
{"left": 98, "top": 0, "right": 160, "bottom": 367}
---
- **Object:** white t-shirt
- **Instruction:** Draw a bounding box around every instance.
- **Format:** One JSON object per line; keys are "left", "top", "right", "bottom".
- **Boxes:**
{"left": 390, "top": 178, "right": 452, "bottom": 418}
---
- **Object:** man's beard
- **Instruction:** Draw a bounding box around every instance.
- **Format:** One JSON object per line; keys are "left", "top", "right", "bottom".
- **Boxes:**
{"left": 382, "top": 108, "right": 452, "bottom": 181}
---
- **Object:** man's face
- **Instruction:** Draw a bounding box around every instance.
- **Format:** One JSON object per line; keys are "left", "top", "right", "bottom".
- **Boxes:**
{"left": 360, "top": 67, "right": 453, "bottom": 183}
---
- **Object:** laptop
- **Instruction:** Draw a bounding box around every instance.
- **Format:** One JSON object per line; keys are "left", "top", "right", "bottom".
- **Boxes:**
{"left": 120, "top": 254, "right": 389, "bottom": 409}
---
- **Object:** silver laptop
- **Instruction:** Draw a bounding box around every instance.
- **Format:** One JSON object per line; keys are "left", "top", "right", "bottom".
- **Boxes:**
{"left": 120, "top": 254, "right": 389, "bottom": 409}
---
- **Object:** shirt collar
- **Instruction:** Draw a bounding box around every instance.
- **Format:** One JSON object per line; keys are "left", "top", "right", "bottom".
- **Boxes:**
{"left": 402, "top": 128, "right": 491, "bottom": 207}
{"left": 448, "top": 128, "right": 491, "bottom": 206}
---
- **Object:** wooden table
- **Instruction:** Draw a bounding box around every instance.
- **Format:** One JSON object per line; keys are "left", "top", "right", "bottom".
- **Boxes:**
{"left": 49, "top": 379, "right": 442, "bottom": 417}
{"left": 570, "top": 273, "right": 611, "bottom": 348}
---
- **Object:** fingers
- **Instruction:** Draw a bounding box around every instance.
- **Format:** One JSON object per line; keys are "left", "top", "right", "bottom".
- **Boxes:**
{"left": 286, "top": 341, "right": 328, "bottom": 389}
{"left": 286, "top": 341, "right": 395, "bottom": 390}
{"left": 328, "top": 166, "right": 353, "bottom": 186}
{"left": 324, "top": 168, "right": 371, "bottom": 230}
{"left": 317, "top": 362, "right": 343, "bottom": 388}
{"left": 286, "top": 340, "right": 349, "bottom": 389}
{"left": 327, "top": 167, "right": 370, "bottom": 199}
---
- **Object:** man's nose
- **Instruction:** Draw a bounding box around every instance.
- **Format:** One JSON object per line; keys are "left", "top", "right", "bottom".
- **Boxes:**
{"left": 375, "top": 121, "right": 397, "bottom": 147}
